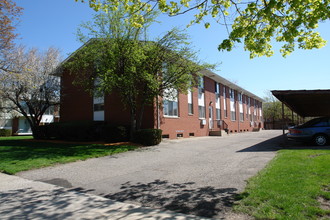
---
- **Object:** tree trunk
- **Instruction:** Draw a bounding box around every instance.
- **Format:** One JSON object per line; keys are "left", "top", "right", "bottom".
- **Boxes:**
{"left": 31, "top": 125, "right": 41, "bottom": 139}
{"left": 129, "top": 108, "right": 136, "bottom": 141}
{"left": 136, "top": 101, "right": 146, "bottom": 131}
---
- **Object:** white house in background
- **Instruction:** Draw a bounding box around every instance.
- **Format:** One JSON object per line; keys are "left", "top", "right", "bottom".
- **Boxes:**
{"left": 0, "top": 103, "right": 59, "bottom": 135}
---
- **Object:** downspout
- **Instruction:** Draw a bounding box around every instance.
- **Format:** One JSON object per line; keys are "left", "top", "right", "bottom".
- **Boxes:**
{"left": 237, "top": 98, "right": 240, "bottom": 133}
{"left": 157, "top": 95, "right": 160, "bottom": 129}
{"left": 282, "top": 102, "right": 285, "bottom": 135}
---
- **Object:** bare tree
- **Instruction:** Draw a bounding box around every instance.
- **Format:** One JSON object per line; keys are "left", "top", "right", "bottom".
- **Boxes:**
{"left": 0, "top": 46, "right": 61, "bottom": 137}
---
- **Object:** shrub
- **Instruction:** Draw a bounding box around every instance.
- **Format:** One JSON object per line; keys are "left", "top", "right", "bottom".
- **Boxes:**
{"left": 57, "top": 121, "right": 103, "bottom": 141}
{"left": 0, "top": 129, "right": 12, "bottom": 137}
{"left": 35, "top": 121, "right": 130, "bottom": 142}
{"left": 134, "top": 129, "right": 162, "bottom": 146}
{"left": 102, "top": 124, "right": 129, "bottom": 143}
{"left": 35, "top": 121, "right": 103, "bottom": 141}
{"left": 33, "top": 126, "right": 48, "bottom": 139}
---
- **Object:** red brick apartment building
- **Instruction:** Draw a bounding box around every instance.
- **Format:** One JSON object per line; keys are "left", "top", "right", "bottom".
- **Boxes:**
{"left": 60, "top": 67, "right": 263, "bottom": 139}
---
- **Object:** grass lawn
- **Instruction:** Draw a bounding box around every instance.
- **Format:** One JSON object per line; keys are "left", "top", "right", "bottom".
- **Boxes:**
{"left": 235, "top": 149, "right": 330, "bottom": 219}
{"left": 0, "top": 136, "right": 138, "bottom": 174}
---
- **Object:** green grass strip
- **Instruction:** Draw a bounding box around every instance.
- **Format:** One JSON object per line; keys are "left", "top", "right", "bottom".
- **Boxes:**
{"left": 235, "top": 149, "right": 330, "bottom": 219}
{"left": 0, "top": 136, "right": 137, "bottom": 174}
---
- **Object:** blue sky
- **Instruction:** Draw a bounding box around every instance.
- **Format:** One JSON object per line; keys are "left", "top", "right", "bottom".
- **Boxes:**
{"left": 14, "top": 0, "right": 330, "bottom": 98}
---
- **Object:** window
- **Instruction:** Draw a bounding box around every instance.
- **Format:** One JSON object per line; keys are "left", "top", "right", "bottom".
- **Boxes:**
{"left": 238, "top": 92, "right": 243, "bottom": 121}
{"left": 246, "top": 96, "right": 249, "bottom": 120}
{"left": 163, "top": 100, "right": 178, "bottom": 116}
{"left": 199, "top": 76, "right": 204, "bottom": 89}
{"left": 188, "top": 89, "right": 193, "bottom": 115}
{"left": 240, "top": 113, "right": 244, "bottom": 121}
{"left": 93, "top": 103, "right": 104, "bottom": 111}
{"left": 199, "top": 105, "right": 206, "bottom": 118}
{"left": 230, "top": 89, "right": 235, "bottom": 99}
{"left": 198, "top": 79, "right": 205, "bottom": 118}
{"left": 223, "top": 86, "right": 227, "bottom": 118}
{"left": 188, "top": 104, "right": 193, "bottom": 115}
{"left": 216, "top": 108, "right": 221, "bottom": 120}
{"left": 238, "top": 93, "right": 242, "bottom": 102}
{"left": 93, "top": 96, "right": 104, "bottom": 121}
{"left": 250, "top": 98, "right": 254, "bottom": 122}
{"left": 313, "top": 119, "right": 330, "bottom": 127}
{"left": 231, "top": 111, "right": 236, "bottom": 121}
{"left": 162, "top": 62, "right": 168, "bottom": 78}
{"left": 254, "top": 99, "right": 257, "bottom": 121}
{"left": 163, "top": 88, "right": 178, "bottom": 117}
{"left": 93, "top": 78, "right": 104, "bottom": 121}
{"left": 229, "top": 89, "right": 236, "bottom": 121}
{"left": 215, "top": 82, "right": 220, "bottom": 94}
{"left": 215, "top": 83, "right": 221, "bottom": 120}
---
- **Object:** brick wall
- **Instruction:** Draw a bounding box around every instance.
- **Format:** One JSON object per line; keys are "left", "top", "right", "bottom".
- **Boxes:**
{"left": 61, "top": 70, "right": 263, "bottom": 139}
{"left": 159, "top": 76, "right": 263, "bottom": 139}
{"left": 60, "top": 70, "right": 154, "bottom": 128}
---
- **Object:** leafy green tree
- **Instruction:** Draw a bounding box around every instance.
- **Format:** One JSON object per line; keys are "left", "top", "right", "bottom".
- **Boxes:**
{"left": 263, "top": 91, "right": 293, "bottom": 128}
{"left": 76, "top": 0, "right": 329, "bottom": 58}
{"left": 65, "top": 6, "right": 211, "bottom": 139}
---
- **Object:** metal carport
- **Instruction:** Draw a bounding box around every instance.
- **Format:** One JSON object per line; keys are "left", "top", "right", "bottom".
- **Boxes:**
{"left": 271, "top": 89, "right": 330, "bottom": 134}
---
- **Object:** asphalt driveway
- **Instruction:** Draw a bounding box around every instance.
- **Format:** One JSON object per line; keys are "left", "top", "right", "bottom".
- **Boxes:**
{"left": 18, "top": 130, "right": 284, "bottom": 219}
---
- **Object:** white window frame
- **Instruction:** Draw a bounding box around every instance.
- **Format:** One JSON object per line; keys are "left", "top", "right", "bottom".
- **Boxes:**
{"left": 93, "top": 78, "right": 104, "bottom": 121}
{"left": 188, "top": 89, "right": 193, "bottom": 115}
{"left": 198, "top": 78, "right": 205, "bottom": 119}
{"left": 163, "top": 88, "right": 179, "bottom": 117}
{"left": 198, "top": 93, "right": 206, "bottom": 119}
{"left": 223, "top": 86, "right": 227, "bottom": 118}
{"left": 215, "top": 83, "right": 221, "bottom": 120}
{"left": 229, "top": 89, "right": 236, "bottom": 121}
{"left": 163, "top": 100, "right": 179, "bottom": 117}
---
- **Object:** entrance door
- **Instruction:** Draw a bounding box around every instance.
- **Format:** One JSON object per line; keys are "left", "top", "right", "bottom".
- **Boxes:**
{"left": 209, "top": 106, "right": 213, "bottom": 129}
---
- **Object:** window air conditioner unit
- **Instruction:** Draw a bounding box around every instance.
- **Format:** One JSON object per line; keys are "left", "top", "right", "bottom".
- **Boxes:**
{"left": 201, "top": 119, "right": 207, "bottom": 125}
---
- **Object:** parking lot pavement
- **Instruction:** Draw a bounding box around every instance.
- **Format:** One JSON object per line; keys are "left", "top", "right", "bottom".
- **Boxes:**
{"left": 18, "top": 130, "right": 284, "bottom": 219}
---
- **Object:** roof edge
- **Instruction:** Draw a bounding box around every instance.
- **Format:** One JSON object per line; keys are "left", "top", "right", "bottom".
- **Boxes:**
{"left": 202, "top": 69, "right": 264, "bottom": 102}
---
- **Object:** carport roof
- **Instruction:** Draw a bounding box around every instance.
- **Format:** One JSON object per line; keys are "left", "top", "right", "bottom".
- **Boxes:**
{"left": 271, "top": 89, "right": 330, "bottom": 117}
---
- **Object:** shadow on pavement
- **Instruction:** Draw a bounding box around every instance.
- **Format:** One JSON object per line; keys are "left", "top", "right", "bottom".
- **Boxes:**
{"left": 283, "top": 141, "right": 330, "bottom": 150}
{"left": 0, "top": 186, "right": 201, "bottom": 220}
{"left": 237, "top": 134, "right": 285, "bottom": 152}
{"left": 0, "top": 187, "right": 110, "bottom": 219}
{"left": 237, "top": 133, "right": 330, "bottom": 152}
{"left": 104, "top": 179, "right": 238, "bottom": 218}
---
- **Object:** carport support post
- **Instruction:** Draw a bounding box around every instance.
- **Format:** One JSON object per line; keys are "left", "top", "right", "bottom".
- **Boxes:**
{"left": 282, "top": 102, "right": 285, "bottom": 135}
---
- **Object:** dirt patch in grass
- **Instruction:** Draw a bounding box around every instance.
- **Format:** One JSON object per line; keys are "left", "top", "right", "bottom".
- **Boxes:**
{"left": 318, "top": 196, "right": 330, "bottom": 211}
{"left": 224, "top": 212, "right": 254, "bottom": 220}
{"left": 308, "top": 153, "right": 330, "bottom": 158}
